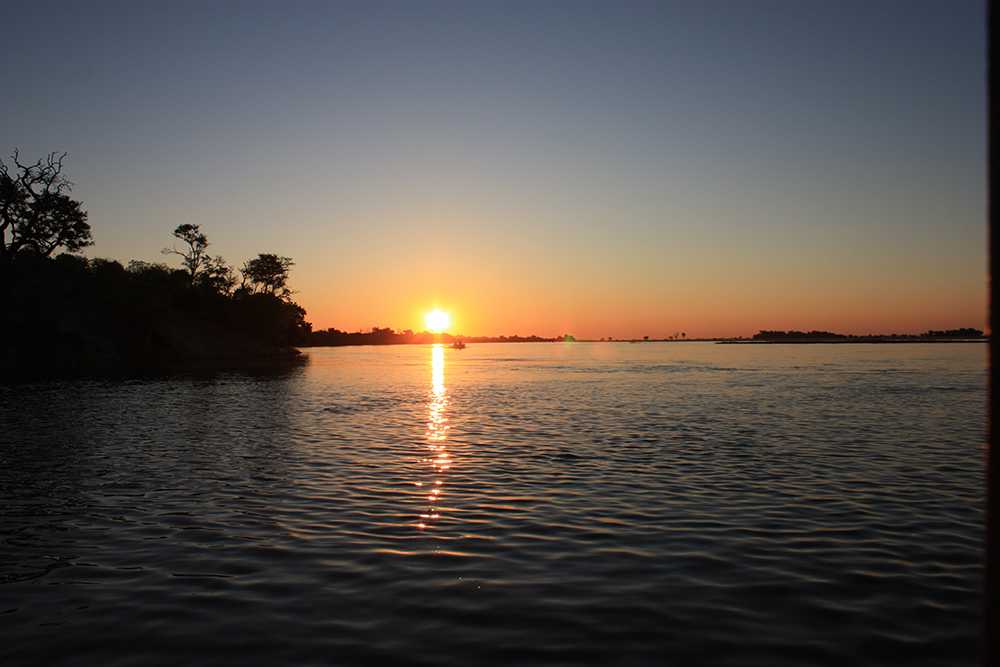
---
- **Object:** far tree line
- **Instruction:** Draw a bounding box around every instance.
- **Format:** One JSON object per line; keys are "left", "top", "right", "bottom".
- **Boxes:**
{"left": 752, "top": 329, "right": 985, "bottom": 340}
{"left": 304, "top": 327, "right": 560, "bottom": 347}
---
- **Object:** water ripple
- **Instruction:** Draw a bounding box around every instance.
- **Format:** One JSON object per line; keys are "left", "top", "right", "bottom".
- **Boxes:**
{"left": 0, "top": 342, "right": 985, "bottom": 666}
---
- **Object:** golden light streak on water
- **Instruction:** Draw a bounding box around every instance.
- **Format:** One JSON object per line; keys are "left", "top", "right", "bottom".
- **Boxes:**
{"left": 419, "top": 344, "right": 449, "bottom": 529}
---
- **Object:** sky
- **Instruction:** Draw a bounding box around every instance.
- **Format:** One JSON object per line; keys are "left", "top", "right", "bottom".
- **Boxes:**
{"left": 2, "top": 0, "right": 987, "bottom": 338}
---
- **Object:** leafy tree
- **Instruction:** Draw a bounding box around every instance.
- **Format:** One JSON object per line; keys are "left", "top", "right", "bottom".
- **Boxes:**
{"left": 127, "top": 260, "right": 167, "bottom": 274}
{"left": 162, "top": 224, "right": 209, "bottom": 283}
{"left": 0, "top": 151, "right": 92, "bottom": 260}
{"left": 240, "top": 253, "right": 294, "bottom": 297}
{"left": 197, "top": 255, "right": 236, "bottom": 295}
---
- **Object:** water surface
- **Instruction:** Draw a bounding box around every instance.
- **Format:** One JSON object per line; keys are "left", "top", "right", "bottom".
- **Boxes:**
{"left": 0, "top": 342, "right": 986, "bottom": 665}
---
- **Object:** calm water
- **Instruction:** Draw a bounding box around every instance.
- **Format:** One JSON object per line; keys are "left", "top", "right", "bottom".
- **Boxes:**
{"left": 0, "top": 342, "right": 986, "bottom": 665}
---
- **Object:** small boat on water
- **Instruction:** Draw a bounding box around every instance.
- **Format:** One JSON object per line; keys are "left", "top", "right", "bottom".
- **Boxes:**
{"left": 451, "top": 340, "right": 466, "bottom": 349}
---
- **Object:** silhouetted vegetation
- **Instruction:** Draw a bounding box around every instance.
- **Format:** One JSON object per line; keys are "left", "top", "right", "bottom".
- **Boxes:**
{"left": 754, "top": 330, "right": 847, "bottom": 340}
{"left": 241, "top": 253, "right": 295, "bottom": 297}
{"left": 0, "top": 151, "right": 91, "bottom": 259}
{"left": 1, "top": 152, "right": 310, "bottom": 379}
{"left": 750, "top": 329, "right": 986, "bottom": 342}
{"left": 920, "top": 328, "right": 984, "bottom": 338}
{"left": 303, "top": 328, "right": 557, "bottom": 347}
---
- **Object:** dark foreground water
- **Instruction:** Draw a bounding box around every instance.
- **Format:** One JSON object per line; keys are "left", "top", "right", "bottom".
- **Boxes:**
{"left": 0, "top": 342, "right": 986, "bottom": 666}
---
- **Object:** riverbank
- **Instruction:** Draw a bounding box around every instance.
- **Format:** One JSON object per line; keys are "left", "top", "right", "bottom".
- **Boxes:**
{"left": 1, "top": 253, "right": 310, "bottom": 382}
{"left": 1, "top": 313, "right": 304, "bottom": 382}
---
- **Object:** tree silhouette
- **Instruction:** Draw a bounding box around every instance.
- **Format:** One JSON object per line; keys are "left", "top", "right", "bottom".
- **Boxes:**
{"left": 240, "top": 253, "right": 294, "bottom": 297}
{"left": 0, "top": 151, "right": 91, "bottom": 260}
{"left": 162, "top": 224, "right": 209, "bottom": 284}
{"left": 198, "top": 255, "right": 237, "bottom": 295}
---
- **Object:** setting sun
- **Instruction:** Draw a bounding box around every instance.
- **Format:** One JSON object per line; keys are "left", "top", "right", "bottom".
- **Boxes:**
{"left": 424, "top": 309, "right": 452, "bottom": 333}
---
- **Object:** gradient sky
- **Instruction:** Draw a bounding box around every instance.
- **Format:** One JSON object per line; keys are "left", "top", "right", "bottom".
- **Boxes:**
{"left": 2, "top": 0, "right": 986, "bottom": 338}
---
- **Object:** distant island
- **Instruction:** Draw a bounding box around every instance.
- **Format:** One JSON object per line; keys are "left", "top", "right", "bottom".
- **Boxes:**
{"left": 718, "top": 329, "right": 987, "bottom": 344}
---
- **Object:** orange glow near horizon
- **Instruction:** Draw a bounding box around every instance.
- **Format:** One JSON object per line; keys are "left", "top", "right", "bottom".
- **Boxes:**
{"left": 270, "top": 211, "right": 986, "bottom": 340}
{"left": 293, "top": 261, "right": 987, "bottom": 340}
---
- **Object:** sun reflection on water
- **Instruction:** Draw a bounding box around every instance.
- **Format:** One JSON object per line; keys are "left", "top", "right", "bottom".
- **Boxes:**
{"left": 419, "top": 344, "right": 449, "bottom": 529}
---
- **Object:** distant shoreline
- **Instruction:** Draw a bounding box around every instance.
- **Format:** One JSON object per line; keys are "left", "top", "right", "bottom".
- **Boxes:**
{"left": 300, "top": 337, "right": 989, "bottom": 349}
{"left": 303, "top": 327, "right": 986, "bottom": 347}
{"left": 715, "top": 339, "right": 987, "bottom": 345}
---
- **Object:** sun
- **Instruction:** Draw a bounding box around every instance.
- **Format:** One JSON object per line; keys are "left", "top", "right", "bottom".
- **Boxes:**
{"left": 424, "top": 309, "right": 452, "bottom": 333}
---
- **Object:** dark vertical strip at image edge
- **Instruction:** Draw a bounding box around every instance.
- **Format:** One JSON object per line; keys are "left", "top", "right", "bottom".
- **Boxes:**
{"left": 986, "top": 2, "right": 998, "bottom": 665}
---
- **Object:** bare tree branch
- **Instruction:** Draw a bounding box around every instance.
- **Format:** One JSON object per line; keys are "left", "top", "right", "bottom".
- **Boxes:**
{"left": 0, "top": 150, "right": 91, "bottom": 260}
